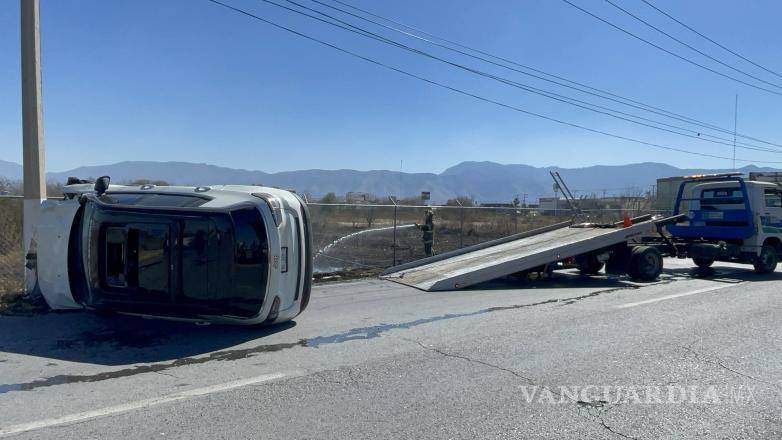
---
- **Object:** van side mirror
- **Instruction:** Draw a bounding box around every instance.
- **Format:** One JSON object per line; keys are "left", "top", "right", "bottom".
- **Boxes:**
{"left": 94, "top": 176, "right": 110, "bottom": 196}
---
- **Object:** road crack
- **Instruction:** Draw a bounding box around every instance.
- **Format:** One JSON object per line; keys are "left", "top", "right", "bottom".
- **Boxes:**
{"left": 409, "top": 338, "right": 640, "bottom": 439}
{"left": 410, "top": 339, "right": 537, "bottom": 384}
{"left": 678, "top": 343, "right": 778, "bottom": 387}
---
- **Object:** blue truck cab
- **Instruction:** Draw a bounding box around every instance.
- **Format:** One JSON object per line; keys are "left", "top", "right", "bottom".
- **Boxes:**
{"left": 667, "top": 173, "right": 782, "bottom": 273}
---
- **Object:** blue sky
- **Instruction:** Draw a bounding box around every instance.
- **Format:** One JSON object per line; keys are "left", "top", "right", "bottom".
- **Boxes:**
{"left": 1, "top": 0, "right": 781, "bottom": 173}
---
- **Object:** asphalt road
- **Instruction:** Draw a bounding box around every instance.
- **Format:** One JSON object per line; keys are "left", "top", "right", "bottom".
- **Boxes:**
{"left": 0, "top": 258, "right": 781, "bottom": 439}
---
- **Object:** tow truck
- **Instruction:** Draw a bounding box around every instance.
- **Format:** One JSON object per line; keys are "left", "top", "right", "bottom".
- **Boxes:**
{"left": 655, "top": 172, "right": 782, "bottom": 273}
{"left": 382, "top": 173, "right": 781, "bottom": 291}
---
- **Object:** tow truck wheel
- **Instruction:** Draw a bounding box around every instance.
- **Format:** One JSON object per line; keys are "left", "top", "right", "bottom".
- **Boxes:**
{"left": 577, "top": 254, "right": 605, "bottom": 275}
{"left": 692, "top": 258, "right": 714, "bottom": 269}
{"left": 753, "top": 245, "right": 778, "bottom": 274}
{"left": 628, "top": 246, "right": 663, "bottom": 281}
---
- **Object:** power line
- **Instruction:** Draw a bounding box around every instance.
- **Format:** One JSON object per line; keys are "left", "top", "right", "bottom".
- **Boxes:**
{"left": 603, "top": 0, "right": 782, "bottom": 91}
{"left": 319, "top": 0, "right": 782, "bottom": 150}
{"left": 260, "top": 0, "right": 782, "bottom": 153}
{"left": 559, "top": 0, "right": 782, "bottom": 96}
{"left": 204, "top": 0, "right": 782, "bottom": 164}
{"left": 639, "top": 0, "right": 782, "bottom": 80}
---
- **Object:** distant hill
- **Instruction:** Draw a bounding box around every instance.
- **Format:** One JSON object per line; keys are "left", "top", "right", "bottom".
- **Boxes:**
{"left": 0, "top": 160, "right": 779, "bottom": 202}
{"left": 0, "top": 160, "right": 22, "bottom": 180}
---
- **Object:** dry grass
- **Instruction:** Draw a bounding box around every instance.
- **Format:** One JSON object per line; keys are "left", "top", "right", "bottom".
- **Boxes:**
{"left": 0, "top": 197, "right": 23, "bottom": 300}
{"left": 310, "top": 205, "right": 566, "bottom": 272}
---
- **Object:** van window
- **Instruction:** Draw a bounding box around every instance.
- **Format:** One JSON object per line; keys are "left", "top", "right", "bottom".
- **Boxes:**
{"left": 764, "top": 189, "right": 782, "bottom": 208}
{"left": 101, "top": 223, "right": 170, "bottom": 296}
{"left": 105, "top": 227, "right": 127, "bottom": 287}
{"left": 229, "top": 207, "right": 269, "bottom": 307}
{"left": 133, "top": 225, "right": 170, "bottom": 295}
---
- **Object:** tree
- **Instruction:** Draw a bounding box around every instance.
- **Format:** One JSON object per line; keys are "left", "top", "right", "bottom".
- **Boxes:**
{"left": 46, "top": 182, "right": 64, "bottom": 197}
{"left": 319, "top": 192, "right": 338, "bottom": 204}
{"left": 364, "top": 206, "right": 376, "bottom": 228}
{"left": 0, "top": 177, "right": 21, "bottom": 195}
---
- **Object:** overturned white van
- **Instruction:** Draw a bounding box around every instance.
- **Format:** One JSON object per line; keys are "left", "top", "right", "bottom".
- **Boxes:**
{"left": 26, "top": 177, "right": 312, "bottom": 325}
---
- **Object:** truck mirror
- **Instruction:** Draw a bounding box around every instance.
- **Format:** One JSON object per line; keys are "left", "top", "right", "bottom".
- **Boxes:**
{"left": 94, "top": 176, "right": 110, "bottom": 196}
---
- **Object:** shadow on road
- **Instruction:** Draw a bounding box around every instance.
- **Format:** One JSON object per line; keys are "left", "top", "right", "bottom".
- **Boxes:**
{"left": 0, "top": 311, "right": 295, "bottom": 366}
{"left": 467, "top": 272, "right": 633, "bottom": 291}
{"left": 466, "top": 264, "right": 781, "bottom": 291}
{"left": 664, "top": 265, "right": 782, "bottom": 283}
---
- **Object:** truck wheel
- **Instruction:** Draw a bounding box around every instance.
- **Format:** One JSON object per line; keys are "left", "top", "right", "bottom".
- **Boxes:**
{"left": 628, "top": 246, "right": 663, "bottom": 281}
{"left": 692, "top": 258, "right": 714, "bottom": 269}
{"left": 577, "top": 254, "right": 605, "bottom": 275}
{"left": 753, "top": 245, "right": 778, "bottom": 274}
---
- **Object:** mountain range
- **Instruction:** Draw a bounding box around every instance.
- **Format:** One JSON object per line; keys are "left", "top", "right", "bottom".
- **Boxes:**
{"left": 0, "top": 159, "right": 778, "bottom": 202}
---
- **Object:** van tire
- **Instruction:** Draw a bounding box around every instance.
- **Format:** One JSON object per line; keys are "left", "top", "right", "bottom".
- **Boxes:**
{"left": 628, "top": 246, "right": 663, "bottom": 281}
{"left": 753, "top": 245, "right": 778, "bottom": 274}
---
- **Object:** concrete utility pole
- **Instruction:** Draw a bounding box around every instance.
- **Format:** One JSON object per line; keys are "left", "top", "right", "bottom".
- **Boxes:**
{"left": 21, "top": 0, "right": 46, "bottom": 293}
{"left": 732, "top": 94, "right": 738, "bottom": 171}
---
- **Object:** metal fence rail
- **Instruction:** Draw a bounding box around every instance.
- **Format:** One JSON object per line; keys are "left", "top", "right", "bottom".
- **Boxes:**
{"left": 0, "top": 195, "right": 667, "bottom": 299}
{"left": 309, "top": 202, "right": 669, "bottom": 274}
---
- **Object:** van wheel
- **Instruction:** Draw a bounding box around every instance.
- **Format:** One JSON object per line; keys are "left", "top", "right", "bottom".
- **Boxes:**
{"left": 753, "top": 245, "right": 778, "bottom": 274}
{"left": 577, "top": 254, "right": 604, "bottom": 275}
{"left": 692, "top": 258, "right": 714, "bottom": 269}
{"left": 628, "top": 246, "right": 663, "bottom": 281}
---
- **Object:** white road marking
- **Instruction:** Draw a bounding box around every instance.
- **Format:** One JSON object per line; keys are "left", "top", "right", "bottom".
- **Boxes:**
{"left": 616, "top": 283, "right": 743, "bottom": 309}
{"left": 0, "top": 372, "right": 287, "bottom": 437}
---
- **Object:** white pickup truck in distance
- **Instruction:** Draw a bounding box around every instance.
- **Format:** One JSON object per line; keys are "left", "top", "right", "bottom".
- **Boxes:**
{"left": 26, "top": 177, "right": 312, "bottom": 325}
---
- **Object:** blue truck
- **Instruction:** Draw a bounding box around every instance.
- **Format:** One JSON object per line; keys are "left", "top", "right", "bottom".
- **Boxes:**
{"left": 661, "top": 173, "right": 782, "bottom": 273}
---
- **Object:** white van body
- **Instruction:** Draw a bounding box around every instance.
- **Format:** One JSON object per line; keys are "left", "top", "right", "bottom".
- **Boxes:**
{"left": 27, "top": 181, "right": 312, "bottom": 325}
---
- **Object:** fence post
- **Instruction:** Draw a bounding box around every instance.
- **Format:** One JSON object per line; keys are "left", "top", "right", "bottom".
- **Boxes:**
{"left": 389, "top": 196, "right": 398, "bottom": 266}
{"left": 455, "top": 199, "right": 464, "bottom": 248}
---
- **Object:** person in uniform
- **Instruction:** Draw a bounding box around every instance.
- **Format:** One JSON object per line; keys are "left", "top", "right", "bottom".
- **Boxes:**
{"left": 416, "top": 209, "right": 435, "bottom": 257}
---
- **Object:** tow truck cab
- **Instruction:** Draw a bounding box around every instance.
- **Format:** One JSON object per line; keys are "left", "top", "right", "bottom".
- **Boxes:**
{"left": 30, "top": 181, "right": 312, "bottom": 325}
{"left": 666, "top": 173, "right": 782, "bottom": 272}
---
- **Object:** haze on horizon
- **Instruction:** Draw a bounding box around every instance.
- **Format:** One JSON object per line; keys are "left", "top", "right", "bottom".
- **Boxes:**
{"left": 2, "top": 0, "right": 782, "bottom": 174}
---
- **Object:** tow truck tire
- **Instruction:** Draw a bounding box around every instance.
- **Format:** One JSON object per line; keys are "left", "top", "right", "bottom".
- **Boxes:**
{"left": 577, "top": 255, "right": 605, "bottom": 275}
{"left": 628, "top": 246, "right": 663, "bottom": 281}
{"left": 693, "top": 258, "right": 714, "bottom": 269}
{"left": 753, "top": 245, "right": 778, "bottom": 274}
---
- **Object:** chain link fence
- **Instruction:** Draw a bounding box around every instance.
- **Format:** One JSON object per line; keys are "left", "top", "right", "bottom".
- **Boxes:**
{"left": 310, "top": 202, "right": 669, "bottom": 274}
{"left": 0, "top": 196, "right": 23, "bottom": 300}
{"left": 0, "top": 196, "right": 669, "bottom": 296}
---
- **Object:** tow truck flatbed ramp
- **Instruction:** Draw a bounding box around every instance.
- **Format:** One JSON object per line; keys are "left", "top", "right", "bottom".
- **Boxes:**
{"left": 380, "top": 218, "right": 661, "bottom": 291}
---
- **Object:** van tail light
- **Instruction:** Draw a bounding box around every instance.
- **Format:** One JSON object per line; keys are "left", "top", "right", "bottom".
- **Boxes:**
{"left": 252, "top": 193, "right": 283, "bottom": 226}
